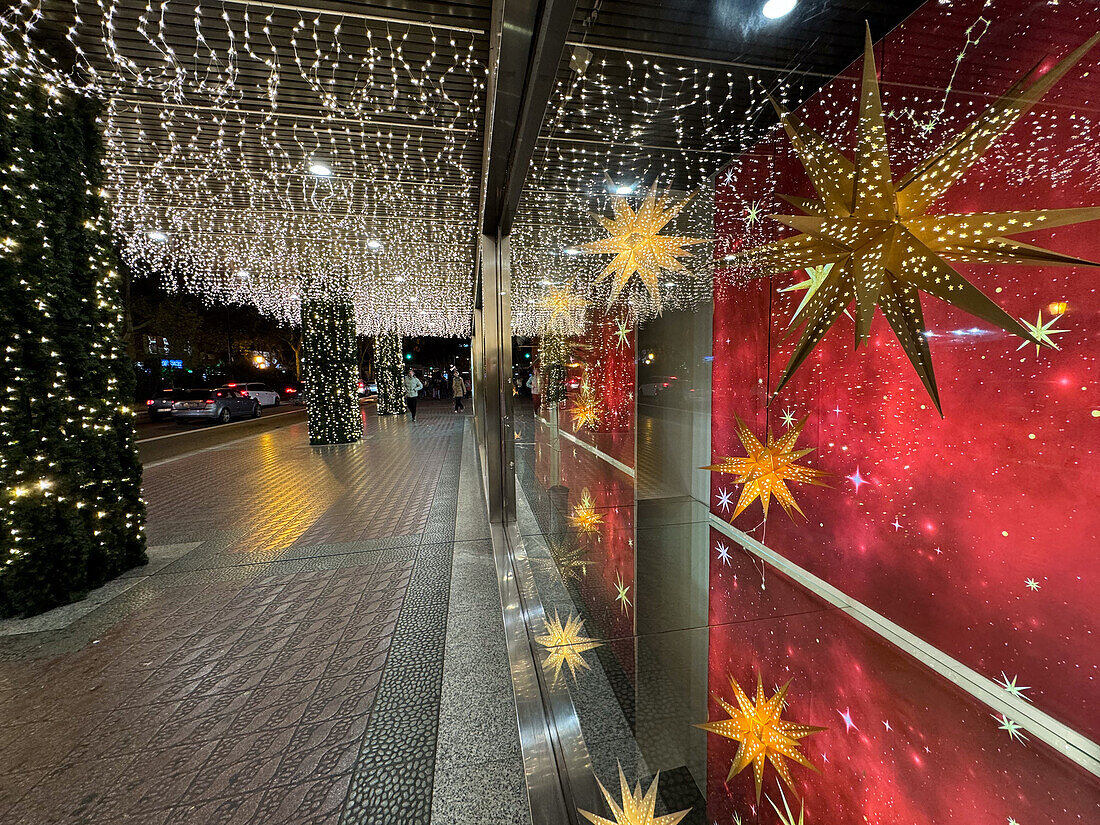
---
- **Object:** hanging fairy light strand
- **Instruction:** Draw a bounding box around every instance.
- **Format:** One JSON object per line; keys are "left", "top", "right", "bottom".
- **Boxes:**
{"left": 0, "top": 0, "right": 488, "bottom": 336}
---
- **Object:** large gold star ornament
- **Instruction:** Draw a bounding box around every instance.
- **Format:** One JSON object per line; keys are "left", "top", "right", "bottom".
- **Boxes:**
{"left": 536, "top": 612, "right": 603, "bottom": 681}
{"left": 733, "top": 28, "right": 1100, "bottom": 413}
{"left": 703, "top": 416, "right": 828, "bottom": 519}
{"left": 540, "top": 283, "right": 589, "bottom": 334}
{"left": 569, "top": 488, "right": 604, "bottom": 533}
{"left": 580, "top": 184, "right": 709, "bottom": 307}
{"left": 697, "top": 672, "right": 825, "bottom": 801}
{"left": 579, "top": 764, "right": 691, "bottom": 825}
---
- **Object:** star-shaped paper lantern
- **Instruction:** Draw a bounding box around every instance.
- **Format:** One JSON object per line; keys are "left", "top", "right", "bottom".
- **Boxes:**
{"left": 733, "top": 27, "right": 1100, "bottom": 414}
{"left": 696, "top": 672, "right": 825, "bottom": 801}
{"left": 536, "top": 611, "right": 603, "bottom": 681}
{"left": 569, "top": 488, "right": 604, "bottom": 533}
{"left": 580, "top": 184, "right": 709, "bottom": 307}
{"left": 572, "top": 386, "right": 602, "bottom": 431}
{"left": 549, "top": 537, "right": 594, "bottom": 584}
{"left": 540, "top": 283, "right": 589, "bottom": 334}
{"left": 578, "top": 764, "right": 691, "bottom": 825}
{"left": 703, "top": 416, "right": 828, "bottom": 519}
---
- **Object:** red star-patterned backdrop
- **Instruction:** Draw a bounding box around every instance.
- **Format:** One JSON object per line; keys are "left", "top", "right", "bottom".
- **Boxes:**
{"left": 708, "top": 0, "right": 1100, "bottom": 821}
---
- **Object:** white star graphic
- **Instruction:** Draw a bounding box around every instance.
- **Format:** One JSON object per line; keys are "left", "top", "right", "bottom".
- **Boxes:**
{"left": 716, "top": 487, "right": 734, "bottom": 513}
{"left": 715, "top": 541, "right": 732, "bottom": 566}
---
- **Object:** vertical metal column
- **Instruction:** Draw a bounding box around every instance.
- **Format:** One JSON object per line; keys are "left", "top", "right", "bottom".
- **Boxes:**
{"left": 479, "top": 233, "right": 516, "bottom": 523}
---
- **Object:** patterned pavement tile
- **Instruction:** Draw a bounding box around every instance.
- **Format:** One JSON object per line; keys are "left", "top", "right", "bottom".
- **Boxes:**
{"left": 0, "top": 405, "right": 509, "bottom": 824}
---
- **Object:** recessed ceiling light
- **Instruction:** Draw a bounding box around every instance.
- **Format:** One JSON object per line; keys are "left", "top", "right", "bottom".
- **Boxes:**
{"left": 612, "top": 183, "right": 636, "bottom": 196}
{"left": 147, "top": 230, "right": 168, "bottom": 242}
{"left": 235, "top": 269, "right": 250, "bottom": 278}
{"left": 308, "top": 160, "right": 332, "bottom": 177}
{"left": 762, "top": 0, "right": 797, "bottom": 19}
{"left": 538, "top": 279, "right": 553, "bottom": 286}
{"left": 366, "top": 239, "right": 382, "bottom": 250}
{"left": 563, "top": 247, "right": 583, "bottom": 256}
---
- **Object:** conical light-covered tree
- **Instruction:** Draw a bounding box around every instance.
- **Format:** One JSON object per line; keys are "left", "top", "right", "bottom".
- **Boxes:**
{"left": 0, "top": 57, "right": 146, "bottom": 617}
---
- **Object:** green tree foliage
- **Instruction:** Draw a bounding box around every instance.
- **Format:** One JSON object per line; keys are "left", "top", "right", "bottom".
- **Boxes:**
{"left": 0, "top": 61, "right": 147, "bottom": 617}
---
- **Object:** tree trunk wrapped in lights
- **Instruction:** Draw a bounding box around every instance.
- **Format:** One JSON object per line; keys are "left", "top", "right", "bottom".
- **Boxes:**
{"left": 538, "top": 333, "right": 569, "bottom": 407}
{"left": 0, "top": 58, "right": 147, "bottom": 617}
{"left": 301, "top": 294, "right": 363, "bottom": 445}
{"left": 374, "top": 331, "right": 406, "bottom": 416}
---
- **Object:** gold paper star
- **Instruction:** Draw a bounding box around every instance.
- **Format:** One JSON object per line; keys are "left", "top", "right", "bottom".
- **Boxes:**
{"left": 735, "top": 28, "right": 1100, "bottom": 414}
{"left": 697, "top": 672, "right": 825, "bottom": 801}
{"left": 572, "top": 387, "right": 601, "bottom": 431}
{"left": 580, "top": 184, "right": 709, "bottom": 306}
{"left": 536, "top": 611, "right": 603, "bottom": 681}
{"left": 541, "top": 283, "right": 589, "bottom": 333}
{"left": 569, "top": 488, "right": 604, "bottom": 533}
{"left": 703, "top": 416, "right": 828, "bottom": 519}
{"left": 1016, "top": 311, "right": 1067, "bottom": 356}
{"left": 549, "top": 537, "right": 594, "bottom": 584}
{"left": 578, "top": 764, "right": 691, "bottom": 825}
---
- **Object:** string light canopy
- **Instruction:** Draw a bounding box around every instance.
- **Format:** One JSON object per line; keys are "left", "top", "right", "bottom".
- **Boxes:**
{"left": 1, "top": 0, "right": 489, "bottom": 336}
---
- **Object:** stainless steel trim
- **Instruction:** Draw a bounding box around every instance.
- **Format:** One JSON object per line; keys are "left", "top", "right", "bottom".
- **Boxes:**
{"left": 534, "top": 414, "right": 635, "bottom": 479}
{"left": 491, "top": 518, "right": 575, "bottom": 825}
{"left": 708, "top": 514, "right": 1100, "bottom": 777}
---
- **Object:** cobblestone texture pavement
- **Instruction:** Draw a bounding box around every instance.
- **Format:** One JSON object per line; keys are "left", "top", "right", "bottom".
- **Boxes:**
{"left": 0, "top": 405, "right": 521, "bottom": 825}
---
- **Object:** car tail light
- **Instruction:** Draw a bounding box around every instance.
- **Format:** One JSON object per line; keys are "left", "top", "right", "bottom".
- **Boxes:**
{"left": 146, "top": 399, "right": 154, "bottom": 405}
{"left": 227, "top": 382, "right": 238, "bottom": 387}
{"left": 240, "top": 390, "right": 249, "bottom": 396}
{"left": 285, "top": 387, "right": 295, "bottom": 394}
{"left": 204, "top": 399, "right": 215, "bottom": 405}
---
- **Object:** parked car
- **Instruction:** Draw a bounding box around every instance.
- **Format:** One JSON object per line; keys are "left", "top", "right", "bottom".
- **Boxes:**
{"left": 357, "top": 379, "right": 378, "bottom": 399}
{"left": 171, "top": 387, "right": 261, "bottom": 424}
{"left": 145, "top": 388, "right": 180, "bottom": 421}
{"left": 226, "top": 382, "right": 280, "bottom": 406}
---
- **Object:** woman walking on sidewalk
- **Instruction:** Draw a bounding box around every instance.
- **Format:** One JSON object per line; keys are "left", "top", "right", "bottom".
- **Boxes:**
{"left": 404, "top": 368, "right": 423, "bottom": 421}
{"left": 452, "top": 371, "right": 466, "bottom": 412}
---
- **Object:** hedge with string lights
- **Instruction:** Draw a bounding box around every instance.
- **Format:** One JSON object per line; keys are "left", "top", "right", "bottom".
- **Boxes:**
{"left": 374, "top": 331, "right": 405, "bottom": 416}
{"left": 301, "top": 294, "right": 363, "bottom": 444}
{"left": 0, "top": 58, "right": 147, "bottom": 617}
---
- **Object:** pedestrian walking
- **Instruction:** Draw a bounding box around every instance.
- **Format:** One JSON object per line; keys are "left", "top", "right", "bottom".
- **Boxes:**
{"left": 404, "top": 369, "right": 423, "bottom": 421}
{"left": 452, "top": 371, "right": 465, "bottom": 412}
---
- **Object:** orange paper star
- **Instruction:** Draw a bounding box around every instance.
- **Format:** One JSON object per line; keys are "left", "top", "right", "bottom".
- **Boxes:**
{"left": 703, "top": 416, "right": 828, "bottom": 519}
{"left": 697, "top": 672, "right": 825, "bottom": 801}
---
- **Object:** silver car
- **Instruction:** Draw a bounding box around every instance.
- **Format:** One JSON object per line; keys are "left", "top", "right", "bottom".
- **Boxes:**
{"left": 170, "top": 387, "right": 261, "bottom": 424}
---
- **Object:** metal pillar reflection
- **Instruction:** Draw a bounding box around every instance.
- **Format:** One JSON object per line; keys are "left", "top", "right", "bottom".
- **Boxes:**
{"left": 476, "top": 233, "right": 516, "bottom": 523}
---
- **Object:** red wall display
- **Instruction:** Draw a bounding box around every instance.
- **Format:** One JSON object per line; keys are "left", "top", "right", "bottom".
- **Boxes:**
{"left": 709, "top": 0, "right": 1100, "bottom": 819}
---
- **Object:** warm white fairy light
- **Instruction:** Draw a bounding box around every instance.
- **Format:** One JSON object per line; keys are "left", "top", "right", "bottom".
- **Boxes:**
{"left": 1, "top": 0, "right": 487, "bottom": 336}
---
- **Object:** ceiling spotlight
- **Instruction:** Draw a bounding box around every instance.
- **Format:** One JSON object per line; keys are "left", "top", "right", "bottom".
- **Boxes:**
{"left": 538, "top": 279, "right": 554, "bottom": 286}
{"left": 611, "top": 183, "right": 636, "bottom": 196}
{"left": 147, "top": 230, "right": 168, "bottom": 242}
{"left": 366, "top": 239, "right": 383, "bottom": 250}
{"left": 394, "top": 275, "right": 406, "bottom": 283}
{"left": 563, "top": 247, "right": 583, "bottom": 256}
{"left": 664, "top": 281, "right": 676, "bottom": 288}
{"left": 307, "top": 160, "right": 332, "bottom": 177}
{"left": 762, "top": 0, "right": 797, "bottom": 19}
{"left": 235, "top": 269, "right": 250, "bottom": 278}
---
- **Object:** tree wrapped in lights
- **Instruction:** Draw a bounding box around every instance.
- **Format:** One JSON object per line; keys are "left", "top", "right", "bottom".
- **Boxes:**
{"left": 538, "top": 334, "right": 569, "bottom": 406}
{"left": 301, "top": 295, "right": 363, "bottom": 445}
{"left": 0, "top": 57, "right": 146, "bottom": 617}
{"left": 374, "top": 332, "right": 406, "bottom": 416}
